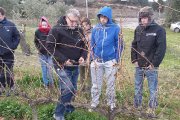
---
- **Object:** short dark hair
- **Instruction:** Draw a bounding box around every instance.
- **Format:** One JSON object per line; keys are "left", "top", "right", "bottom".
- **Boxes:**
{"left": 0, "top": 7, "right": 5, "bottom": 15}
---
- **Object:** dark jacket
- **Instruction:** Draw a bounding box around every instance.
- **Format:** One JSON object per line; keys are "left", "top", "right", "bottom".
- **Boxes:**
{"left": 0, "top": 18, "right": 20, "bottom": 55}
{"left": 34, "top": 29, "right": 49, "bottom": 54}
{"left": 46, "top": 16, "right": 87, "bottom": 65}
{"left": 131, "top": 22, "right": 166, "bottom": 67}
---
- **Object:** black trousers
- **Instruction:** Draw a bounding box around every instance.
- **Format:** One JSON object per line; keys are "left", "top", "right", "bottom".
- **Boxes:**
{"left": 0, "top": 52, "right": 14, "bottom": 88}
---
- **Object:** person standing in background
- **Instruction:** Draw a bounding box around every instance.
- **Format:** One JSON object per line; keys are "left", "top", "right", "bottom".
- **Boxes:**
{"left": 0, "top": 7, "right": 20, "bottom": 95}
{"left": 34, "top": 16, "right": 54, "bottom": 89}
{"left": 80, "top": 17, "right": 92, "bottom": 92}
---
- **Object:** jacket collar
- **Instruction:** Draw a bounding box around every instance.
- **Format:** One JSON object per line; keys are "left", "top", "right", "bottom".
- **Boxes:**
{"left": 139, "top": 20, "right": 157, "bottom": 30}
{"left": 0, "top": 17, "right": 7, "bottom": 24}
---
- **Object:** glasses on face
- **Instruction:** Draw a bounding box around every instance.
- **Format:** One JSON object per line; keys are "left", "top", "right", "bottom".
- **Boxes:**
{"left": 67, "top": 16, "right": 79, "bottom": 24}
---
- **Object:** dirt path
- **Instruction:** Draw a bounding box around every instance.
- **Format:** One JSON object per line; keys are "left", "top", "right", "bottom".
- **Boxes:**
{"left": 116, "top": 17, "right": 138, "bottom": 29}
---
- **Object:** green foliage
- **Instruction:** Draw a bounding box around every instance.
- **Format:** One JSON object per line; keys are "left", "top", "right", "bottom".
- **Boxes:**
{"left": 16, "top": 73, "right": 42, "bottom": 88}
{"left": 37, "top": 103, "right": 55, "bottom": 120}
{"left": 66, "top": 109, "right": 107, "bottom": 120}
{"left": 0, "top": 100, "right": 108, "bottom": 120}
{"left": 165, "top": 0, "right": 180, "bottom": 25}
{"left": 16, "top": 0, "right": 69, "bottom": 19}
{"left": 46, "top": 0, "right": 57, "bottom": 5}
{"left": 152, "top": 2, "right": 159, "bottom": 12}
{"left": 0, "top": 29, "right": 180, "bottom": 120}
{"left": 128, "top": 0, "right": 149, "bottom": 6}
{"left": 152, "top": 0, "right": 164, "bottom": 12}
{"left": 1, "top": 0, "right": 69, "bottom": 20}
{"left": 116, "top": 91, "right": 125, "bottom": 105}
{"left": 138, "top": 0, "right": 149, "bottom": 6}
{"left": 112, "top": 0, "right": 149, "bottom": 6}
{"left": 116, "top": 86, "right": 134, "bottom": 106}
{"left": 0, "top": 0, "right": 19, "bottom": 17}
{"left": 0, "top": 99, "right": 32, "bottom": 120}
{"left": 63, "top": 0, "right": 75, "bottom": 5}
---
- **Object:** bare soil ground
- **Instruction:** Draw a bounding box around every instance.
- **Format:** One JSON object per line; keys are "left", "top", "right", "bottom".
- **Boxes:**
{"left": 76, "top": 2, "right": 140, "bottom": 18}
{"left": 75, "top": 2, "right": 140, "bottom": 29}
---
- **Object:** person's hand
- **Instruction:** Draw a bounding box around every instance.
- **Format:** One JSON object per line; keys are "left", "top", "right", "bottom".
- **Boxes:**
{"left": 79, "top": 57, "right": 84, "bottom": 64}
{"left": 134, "top": 62, "right": 139, "bottom": 67}
{"left": 65, "top": 59, "right": 73, "bottom": 66}
{"left": 147, "top": 64, "right": 154, "bottom": 70}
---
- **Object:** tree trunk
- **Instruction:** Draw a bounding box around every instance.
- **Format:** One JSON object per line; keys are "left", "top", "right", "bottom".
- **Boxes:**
{"left": 19, "top": 24, "right": 31, "bottom": 56}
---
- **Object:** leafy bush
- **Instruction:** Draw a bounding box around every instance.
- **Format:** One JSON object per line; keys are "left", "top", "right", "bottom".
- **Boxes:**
{"left": 66, "top": 109, "right": 107, "bottom": 120}
{"left": 63, "top": 0, "right": 75, "bottom": 5}
{"left": 16, "top": 0, "right": 69, "bottom": 20}
{"left": 0, "top": 0, "right": 18, "bottom": 17}
{"left": 0, "top": 99, "right": 32, "bottom": 120}
{"left": 38, "top": 103, "right": 55, "bottom": 120}
{"left": 35, "top": 103, "right": 108, "bottom": 120}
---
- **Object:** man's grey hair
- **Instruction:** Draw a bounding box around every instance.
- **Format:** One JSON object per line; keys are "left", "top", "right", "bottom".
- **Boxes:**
{"left": 65, "top": 8, "right": 80, "bottom": 18}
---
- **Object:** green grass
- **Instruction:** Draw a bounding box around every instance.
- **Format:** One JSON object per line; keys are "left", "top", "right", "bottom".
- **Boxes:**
{"left": 0, "top": 98, "right": 32, "bottom": 120}
{"left": 0, "top": 28, "right": 179, "bottom": 120}
{"left": 66, "top": 109, "right": 107, "bottom": 120}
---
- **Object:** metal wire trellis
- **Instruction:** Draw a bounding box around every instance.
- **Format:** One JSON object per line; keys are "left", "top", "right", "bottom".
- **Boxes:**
{"left": 0, "top": 1, "right": 180, "bottom": 120}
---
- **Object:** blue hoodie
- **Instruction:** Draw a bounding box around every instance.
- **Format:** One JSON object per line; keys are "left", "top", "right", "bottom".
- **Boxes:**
{"left": 91, "top": 6, "right": 123, "bottom": 62}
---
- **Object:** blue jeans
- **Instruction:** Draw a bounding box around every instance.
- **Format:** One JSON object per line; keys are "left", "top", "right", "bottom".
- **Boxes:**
{"left": 134, "top": 67, "right": 158, "bottom": 108}
{"left": 39, "top": 54, "right": 53, "bottom": 86}
{"left": 54, "top": 66, "right": 79, "bottom": 117}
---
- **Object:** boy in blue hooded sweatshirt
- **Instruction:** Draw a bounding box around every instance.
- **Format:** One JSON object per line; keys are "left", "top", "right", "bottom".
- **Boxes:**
{"left": 90, "top": 6, "right": 123, "bottom": 111}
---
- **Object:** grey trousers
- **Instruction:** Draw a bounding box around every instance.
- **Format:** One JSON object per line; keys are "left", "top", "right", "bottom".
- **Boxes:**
{"left": 90, "top": 59, "right": 117, "bottom": 107}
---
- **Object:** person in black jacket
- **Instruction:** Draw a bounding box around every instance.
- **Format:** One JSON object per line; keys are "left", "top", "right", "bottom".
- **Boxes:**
{"left": 131, "top": 6, "right": 166, "bottom": 116}
{"left": 46, "top": 9, "right": 87, "bottom": 120}
{"left": 34, "top": 16, "right": 53, "bottom": 88}
{"left": 0, "top": 7, "right": 20, "bottom": 95}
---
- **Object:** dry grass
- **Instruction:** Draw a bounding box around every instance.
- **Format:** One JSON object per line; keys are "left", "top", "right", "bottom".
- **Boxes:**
{"left": 0, "top": 27, "right": 179, "bottom": 120}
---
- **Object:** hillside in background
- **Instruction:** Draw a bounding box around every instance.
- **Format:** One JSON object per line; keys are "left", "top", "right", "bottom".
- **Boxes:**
{"left": 75, "top": 1, "right": 140, "bottom": 19}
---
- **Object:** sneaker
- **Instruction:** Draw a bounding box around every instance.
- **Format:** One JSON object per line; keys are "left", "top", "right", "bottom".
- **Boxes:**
{"left": 11, "top": 86, "right": 18, "bottom": 95}
{"left": 0, "top": 87, "right": 6, "bottom": 96}
{"left": 65, "top": 104, "right": 75, "bottom": 113}
{"left": 48, "top": 83, "right": 54, "bottom": 89}
{"left": 88, "top": 104, "right": 97, "bottom": 112}
{"left": 132, "top": 106, "right": 143, "bottom": 115}
{"left": 137, "top": 106, "right": 142, "bottom": 111}
{"left": 53, "top": 114, "right": 65, "bottom": 120}
{"left": 146, "top": 108, "right": 156, "bottom": 118}
{"left": 110, "top": 104, "right": 116, "bottom": 111}
{"left": 43, "top": 84, "right": 48, "bottom": 90}
{"left": 133, "top": 105, "right": 142, "bottom": 111}
{"left": 6, "top": 86, "right": 18, "bottom": 97}
{"left": 0, "top": 88, "right": 3, "bottom": 96}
